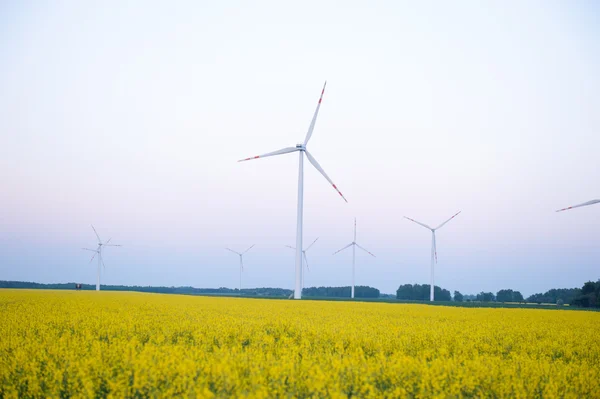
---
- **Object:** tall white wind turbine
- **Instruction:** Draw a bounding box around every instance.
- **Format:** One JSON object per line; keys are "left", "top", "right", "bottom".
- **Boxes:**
{"left": 82, "top": 225, "right": 121, "bottom": 291}
{"left": 404, "top": 212, "right": 460, "bottom": 302}
{"left": 333, "top": 219, "right": 375, "bottom": 299}
{"left": 285, "top": 237, "right": 319, "bottom": 290}
{"left": 238, "top": 82, "right": 347, "bottom": 299}
{"left": 226, "top": 245, "right": 254, "bottom": 292}
{"left": 556, "top": 200, "right": 600, "bottom": 212}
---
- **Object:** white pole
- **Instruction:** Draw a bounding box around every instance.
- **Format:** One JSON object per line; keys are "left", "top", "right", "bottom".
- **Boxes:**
{"left": 351, "top": 243, "right": 356, "bottom": 299}
{"left": 302, "top": 252, "right": 305, "bottom": 290}
{"left": 239, "top": 255, "right": 243, "bottom": 292}
{"left": 96, "top": 250, "right": 101, "bottom": 291}
{"left": 430, "top": 231, "right": 435, "bottom": 301}
{"left": 351, "top": 219, "right": 357, "bottom": 299}
{"left": 294, "top": 151, "right": 304, "bottom": 299}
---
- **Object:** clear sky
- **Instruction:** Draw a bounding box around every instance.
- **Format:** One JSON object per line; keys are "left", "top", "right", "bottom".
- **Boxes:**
{"left": 1, "top": 1, "right": 599, "bottom": 297}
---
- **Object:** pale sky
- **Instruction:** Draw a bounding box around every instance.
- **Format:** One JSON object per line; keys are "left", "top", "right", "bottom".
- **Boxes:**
{"left": 1, "top": 1, "right": 598, "bottom": 297}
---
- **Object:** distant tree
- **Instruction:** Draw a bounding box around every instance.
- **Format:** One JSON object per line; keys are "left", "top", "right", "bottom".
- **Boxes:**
{"left": 0, "top": 280, "right": 293, "bottom": 297}
{"left": 302, "top": 286, "right": 379, "bottom": 298}
{"left": 526, "top": 288, "right": 580, "bottom": 304}
{"left": 435, "top": 286, "right": 452, "bottom": 301}
{"left": 396, "top": 284, "right": 417, "bottom": 300}
{"left": 396, "top": 284, "right": 451, "bottom": 301}
{"left": 453, "top": 291, "right": 464, "bottom": 302}
{"left": 496, "top": 289, "right": 524, "bottom": 303}
{"left": 513, "top": 291, "right": 524, "bottom": 302}
{"left": 571, "top": 280, "right": 600, "bottom": 308}
{"left": 476, "top": 292, "right": 495, "bottom": 302}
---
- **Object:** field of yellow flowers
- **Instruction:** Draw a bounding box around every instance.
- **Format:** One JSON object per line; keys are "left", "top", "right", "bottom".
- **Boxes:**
{"left": 1, "top": 290, "right": 599, "bottom": 398}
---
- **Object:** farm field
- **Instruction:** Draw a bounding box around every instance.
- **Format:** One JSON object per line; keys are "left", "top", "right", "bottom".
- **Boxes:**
{"left": 1, "top": 290, "right": 599, "bottom": 398}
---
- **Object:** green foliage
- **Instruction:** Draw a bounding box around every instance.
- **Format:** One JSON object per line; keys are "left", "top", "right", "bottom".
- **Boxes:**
{"left": 0, "top": 280, "right": 292, "bottom": 297}
{"left": 453, "top": 291, "right": 464, "bottom": 302}
{"left": 527, "top": 288, "right": 580, "bottom": 304}
{"left": 302, "top": 286, "right": 380, "bottom": 298}
{"left": 476, "top": 292, "right": 495, "bottom": 302}
{"left": 396, "top": 284, "right": 452, "bottom": 301}
{"left": 571, "top": 280, "right": 600, "bottom": 308}
{"left": 496, "top": 289, "right": 524, "bottom": 303}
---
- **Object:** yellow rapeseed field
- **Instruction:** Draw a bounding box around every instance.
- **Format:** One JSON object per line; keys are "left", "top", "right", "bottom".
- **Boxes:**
{"left": 1, "top": 290, "right": 599, "bottom": 398}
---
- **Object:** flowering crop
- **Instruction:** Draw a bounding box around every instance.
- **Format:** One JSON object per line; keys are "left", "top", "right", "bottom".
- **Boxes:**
{"left": 1, "top": 290, "right": 599, "bottom": 398}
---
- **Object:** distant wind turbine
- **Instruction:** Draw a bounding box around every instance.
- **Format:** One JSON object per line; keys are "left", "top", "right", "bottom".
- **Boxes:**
{"left": 404, "top": 211, "right": 460, "bottom": 302}
{"left": 82, "top": 225, "right": 121, "bottom": 291}
{"left": 238, "top": 82, "right": 347, "bottom": 299}
{"left": 226, "top": 245, "right": 254, "bottom": 292}
{"left": 333, "top": 219, "right": 375, "bottom": 299}
{"left": 285, "top": 237, "right": 319, "bottom": 289}
{"left": 556, "top": 199, "right": 600, "bottom": 212}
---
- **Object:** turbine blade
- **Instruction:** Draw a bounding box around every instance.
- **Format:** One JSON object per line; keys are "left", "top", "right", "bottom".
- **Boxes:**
{"left": 556, "top": 199, "right": 600, "bottom": 212}
{"left": 333, "top": 243, "right": 353, "bottom": 255}
{"left": 101, "top": 253, "right": 106, "bottom": 270}
{"left": 304, "top": 81, "right": 327, "bottom": 146}
{"left": 238, "top": 147, "right": 298, "bottom": 162}
{"left": 89, "top": 252, "right": 97, "bottom": 263}
{"left": 355, "top": 243, "right": 376, "bottom": 257}
{"left": 82, "top": 248, "right": 97, "bottom": 252}
{"left": 243, "top": 244, "right": 255, "bottom": 254}
{"left": 435, "top": 211, "right": 461, "bottom": 230}
{"left": 404, "top": 216, "right": 432, "bottom": 230}
{"left": 105, "top": 238, "right": 111, "bottom": 245}
{"left": 241, "top": 257, "right": 244, "bottom": 271}
{"left": 104, "top": 244, "right": 121, "bottom": 247}
{"left": 303, "top": 251, "right": 310, "bottom": 271}
{"left": 304, "top": 150, "right": 347, "bottom": 202}
{"left": 284, "top": 245, "right": 296, "bottom": 250}
{"left": 91, "top": 225, "right": 101, "bottom": 243}
{"left": 226, "top": 248, "right": 241, "bottom": 255}
{"left": 305, "top": 237, "right": 319, "bottom": 251}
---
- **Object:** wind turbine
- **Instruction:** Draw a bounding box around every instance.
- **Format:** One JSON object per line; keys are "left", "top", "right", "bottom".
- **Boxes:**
{"left": 82, "top": 225, "right": 121, "bottom": 291}
{"left": 333, "top": 219, "right": 375, "bottom": 299}
{"left": 226, "top": 245, "right": 254, "bottom": 292}
{"left": 285, "top": 237, "right": 319, "bottom": 290}
{"left": 404, "top": 211, "right": 461, "bottom": 302}
{"left": 238, "top": 82, "right": 347, "bottom": 299}
{"left": 556, "top": 200, "right": 600, "bottom": 212}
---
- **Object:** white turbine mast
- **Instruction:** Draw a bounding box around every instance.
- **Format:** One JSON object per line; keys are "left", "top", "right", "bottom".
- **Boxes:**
{"left": 238, "top": 82, "right": 347, "bottom": 299}
{"left": 226, "top": 245, "right": 254, "bottom": 292}
{"left": 404, "top": 211, "right": 460, "bottom": 302}
{"left": 556, "top": 199, "right": 600, "bottom": 212}
{"left": 82, "top": 225, "right": 121, "bottom": 291}
{"left": 333, "top": 218, "right": 375, "bottom": 299}
{"left": 285, "top": 237, "right": 319, "bottom": 291}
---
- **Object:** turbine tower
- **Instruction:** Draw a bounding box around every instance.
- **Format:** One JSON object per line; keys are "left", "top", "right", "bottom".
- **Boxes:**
{"left": 226, "top": 245, "right": 254, "bottom": 292}
{"left": 404, "top": 211, "right": 460, "bottom": 302}
{"left": 238, "top": 82, "right": 347, "bottom": 299}
{"left": 82, "top": 225, "right": 121, "bottom": 291}
{"left": 556, "top": 199, "right": 600, "bottom": 212}
{"left": 333, "top": 219, "right": 375, "bottom": 299}
{"left": 285, "top": 237, "right": 319, "bottom": 290}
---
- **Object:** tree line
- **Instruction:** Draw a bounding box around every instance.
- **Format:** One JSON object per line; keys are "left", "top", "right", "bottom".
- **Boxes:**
{"left": 432, "top": 280, "right": 599, "bottom": 308}
{"left": 396, "top": 284, "right": 452, "bottom": 301}
{"left": 3, "top": 279, "right": 599, "bottom": 308}
{"left": 0, "top": 280, "right": 379, "bottom": 299}
{"left": 0, "top": 281, "right": 292, "bottom": 297}
{"left": 302, "top": 286, "right": 380, "bottom": 298}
